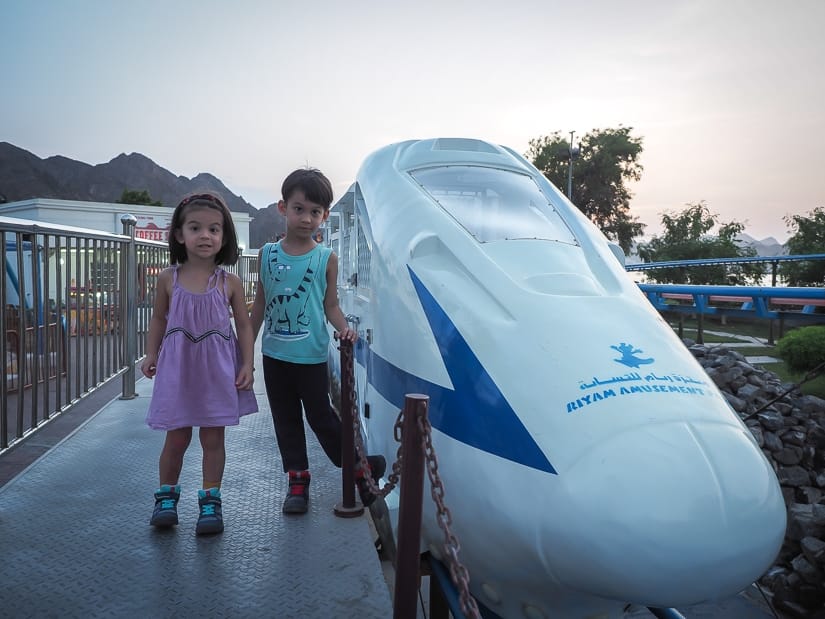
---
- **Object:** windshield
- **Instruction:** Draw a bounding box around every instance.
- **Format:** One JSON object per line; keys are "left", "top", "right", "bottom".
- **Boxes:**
{"left": 409, "top": 165, "right": 577, "bottom": 244}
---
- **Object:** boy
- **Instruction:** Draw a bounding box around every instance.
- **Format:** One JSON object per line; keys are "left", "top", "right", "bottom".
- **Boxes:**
{"left": 250, "top": 168, "right": 384, "bottom": 514}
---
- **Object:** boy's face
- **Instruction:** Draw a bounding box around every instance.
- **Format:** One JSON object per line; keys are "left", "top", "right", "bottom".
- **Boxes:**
{"left": 278, "top": 189, "right": 329, "bottom": 240}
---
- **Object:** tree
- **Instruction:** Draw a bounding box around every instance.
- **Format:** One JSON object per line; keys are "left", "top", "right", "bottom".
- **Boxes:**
{"left": 781, "top": 206, "right": 825, "bottom": 286}
{"left": 637, "top": 201, "right": 765, "bottom": 285}
{"left": 526, "top": 126, "right": 645, "bottom": 253}
{"left": 116, "top": 189, "right": 161, "bottom": 206}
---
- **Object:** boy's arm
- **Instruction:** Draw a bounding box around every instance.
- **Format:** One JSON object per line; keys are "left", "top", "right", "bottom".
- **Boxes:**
{"left": 323, "top": 252, "right": 357, "bottom": 342}
{"left": 228, "top": 272, "right": 255, "bottom": 390}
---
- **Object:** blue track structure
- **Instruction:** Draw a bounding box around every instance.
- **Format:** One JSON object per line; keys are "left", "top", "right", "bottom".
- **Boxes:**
{"left": 638, "top": 284, "right": 825, "bottom": 321}
{"left": 630, "top": 254, "right": 825, "bottom": 319}
{"left": 629, "top": 254, "right": 825, "bottom": 343}
{"left": 625, "top": 253, "right": 825, "bottom": 272}
{"left": 628, "top": 253, "right": 825, "bottom": 288}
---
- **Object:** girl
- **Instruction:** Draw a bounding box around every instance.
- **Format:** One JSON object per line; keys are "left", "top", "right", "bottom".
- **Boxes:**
{"left": 141, "top": 192, "right": 258, "bottom": 535}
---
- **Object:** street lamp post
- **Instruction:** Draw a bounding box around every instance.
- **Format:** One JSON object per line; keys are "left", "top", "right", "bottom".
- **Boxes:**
{"left": 567, "top": 130, "right": 579, "bottom": 200}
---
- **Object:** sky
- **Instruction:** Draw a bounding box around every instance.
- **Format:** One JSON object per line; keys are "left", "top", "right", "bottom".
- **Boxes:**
{"left": 2, "top": 1, "right": 824, "bottom": 243}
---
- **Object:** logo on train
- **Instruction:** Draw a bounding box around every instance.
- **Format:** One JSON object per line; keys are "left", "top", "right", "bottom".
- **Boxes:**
{"left": 566, "top": 343, "right": 709, "bottom": 414}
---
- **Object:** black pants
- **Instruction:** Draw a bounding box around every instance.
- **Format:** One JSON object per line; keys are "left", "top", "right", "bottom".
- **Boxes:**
{"left": 262, "top": 356, "right": 342, "bottom": 473}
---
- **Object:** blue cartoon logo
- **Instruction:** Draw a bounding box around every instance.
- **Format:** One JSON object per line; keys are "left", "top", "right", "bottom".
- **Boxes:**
{"left": 611, "top": 342, "right": 655, "bottom": 368}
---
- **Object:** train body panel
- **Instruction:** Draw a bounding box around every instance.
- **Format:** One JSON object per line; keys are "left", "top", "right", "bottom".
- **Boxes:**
{"left": 327, "top": 137, "right": 785, "bottom": 618}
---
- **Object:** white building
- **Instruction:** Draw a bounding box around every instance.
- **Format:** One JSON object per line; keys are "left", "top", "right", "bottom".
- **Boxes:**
{"left": 0, "top": 198, "right": 254, "bottom": 250}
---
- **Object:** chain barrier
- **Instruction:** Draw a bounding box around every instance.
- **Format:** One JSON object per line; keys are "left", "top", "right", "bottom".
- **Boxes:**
{"left": 339, "top": 340, "right": 480, "bottom": 619}
{"left": 417, "top": 412, "right": 481, "bottom": 618}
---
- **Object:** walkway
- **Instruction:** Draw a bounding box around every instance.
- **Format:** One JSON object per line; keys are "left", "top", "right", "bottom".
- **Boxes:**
{"left": 0, "top": 344, "right": 393, "bottom": 618}
{"left": 689, "top": 329, "right": 782, "bottom": 364}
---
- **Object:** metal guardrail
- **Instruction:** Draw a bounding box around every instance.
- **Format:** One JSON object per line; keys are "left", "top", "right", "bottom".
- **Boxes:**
{"left": 639, "top": 284, "right": 825, "bottom": 320}
{"left": 1, "top": 214, "right": 256, "bottom": 453}
{"left": 626, "top": 253, "right": 825, "bottom": 271}
{"left": 639, "top": 283, "right": 825, "bottom": 344}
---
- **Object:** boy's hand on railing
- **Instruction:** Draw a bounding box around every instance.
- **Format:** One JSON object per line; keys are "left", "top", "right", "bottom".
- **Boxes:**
{"left": 335, "top": 327, "right": 358, "bottom": 343}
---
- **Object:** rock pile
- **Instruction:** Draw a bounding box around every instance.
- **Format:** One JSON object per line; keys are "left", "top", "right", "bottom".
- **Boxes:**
{"left": 687, "top": 341, "right": 825, "bottom": 617}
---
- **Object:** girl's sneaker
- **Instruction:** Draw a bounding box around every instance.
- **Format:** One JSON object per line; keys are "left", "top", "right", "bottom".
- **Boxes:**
{"left": 150, "top": 484, "right": 181, "bottom": 527}
{"left": 283, "top": 470, "right": 311, "bottom": 514}
{"left": 196, "top": 488, "right": 224, "bottom": 535}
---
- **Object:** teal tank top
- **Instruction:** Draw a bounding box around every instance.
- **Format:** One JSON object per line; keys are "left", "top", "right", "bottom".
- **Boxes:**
{"left": 259, "top": 242, "right": 332, "bottom": 364}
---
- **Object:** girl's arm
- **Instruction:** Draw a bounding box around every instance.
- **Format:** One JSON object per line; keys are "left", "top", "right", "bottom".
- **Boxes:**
{"left": 227, "top": 272, "right": 255, "bottom": 390}
{"left": 140, "top": 268, "right": 173, "bottom": 378}
{"left": 323, "top": 252, "right": 357, "bottom": 343}
{"left": 249, "top": 247, "right": 265, "bottom": 342}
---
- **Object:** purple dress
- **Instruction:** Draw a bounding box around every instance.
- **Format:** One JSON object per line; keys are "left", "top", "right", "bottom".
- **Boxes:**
{"left": 146, "top": 266, "right": 258, "bottom": 430}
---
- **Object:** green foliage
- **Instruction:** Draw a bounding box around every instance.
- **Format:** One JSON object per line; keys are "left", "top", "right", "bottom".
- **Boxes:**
{"left": 781, "top": 206, "right": 825, "bottom": 286}
{"left": 117, "top": 188, "right": 161, "bottom": 206}
{"left": 776, "top": 326, "right": 825, "bottom": 373}
{"left": 637, "top": 201, "right": 765, "bottom": 285}
{"left": 526, "top": 126, "right": 645, "bottom": 254}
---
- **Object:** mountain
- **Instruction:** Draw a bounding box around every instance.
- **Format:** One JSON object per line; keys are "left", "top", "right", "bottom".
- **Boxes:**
{"left": 735, "top": 233, "right": 787, "bottom": 257}
{"left": 0, "top": 141, "right": 265, "bottom": 214}
{"left": 0, "top": 141, "right": 287, "bottom": 247}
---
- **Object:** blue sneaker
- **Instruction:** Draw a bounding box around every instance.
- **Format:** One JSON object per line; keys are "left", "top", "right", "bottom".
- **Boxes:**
{"left": 196, "top": 488, "right": 224, "bottom": 535}
{"left": 150, "top": 484, "right": 180, "bottom": 527}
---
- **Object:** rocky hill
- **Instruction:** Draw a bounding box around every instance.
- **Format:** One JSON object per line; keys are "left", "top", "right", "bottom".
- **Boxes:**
{"left": 0, "top": 141, "right": 288, "bottom": 247}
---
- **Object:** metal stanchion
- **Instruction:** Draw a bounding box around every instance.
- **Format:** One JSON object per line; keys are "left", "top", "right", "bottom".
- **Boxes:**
{"left": 393, "top": 393, "right": 429, "bottom": 619}
{"left": 334, "top": 339, "right": 363, "bottom": 517}
{"left": 119, "top": 214, "right": 138, "bottom": 400}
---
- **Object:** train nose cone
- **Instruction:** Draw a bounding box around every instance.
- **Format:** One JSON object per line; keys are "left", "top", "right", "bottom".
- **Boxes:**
{"left": 552, "top": 421, "right": 786, "bottom": 607}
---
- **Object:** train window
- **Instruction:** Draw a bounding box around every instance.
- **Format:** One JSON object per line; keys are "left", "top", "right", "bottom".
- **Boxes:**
{"left": 409, "top": 166, "right": 578, "bottom": 245}
{"left": 354, "top": 191, "right": 372, "bottom": 291}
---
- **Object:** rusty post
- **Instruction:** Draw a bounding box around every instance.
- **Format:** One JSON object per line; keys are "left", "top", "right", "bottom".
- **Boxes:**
{"left": 393, "top": 393, "right": 429, "bottom": 619}
{"left": 334, "top": 339, "right": 363, "bottom": 517}
{"left": 119, "top": 214, "right": 138, "bottom": 399}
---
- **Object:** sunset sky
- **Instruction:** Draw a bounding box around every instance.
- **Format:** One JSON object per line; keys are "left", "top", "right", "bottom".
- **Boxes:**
{"left": 2, "top": 0, "right": 823, "bottom": 242}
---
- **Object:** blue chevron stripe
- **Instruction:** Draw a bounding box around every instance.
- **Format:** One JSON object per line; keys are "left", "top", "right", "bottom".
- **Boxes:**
{"left": 357, "top": 267, "right": 556, "bottom": 474}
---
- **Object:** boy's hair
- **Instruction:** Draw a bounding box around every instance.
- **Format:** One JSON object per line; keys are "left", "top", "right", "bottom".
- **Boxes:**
{"left": 169, "top": 192, "right": 240, "bottom": 266}
{"left": 281, "top": 168, "right": 334, "bottom": 209}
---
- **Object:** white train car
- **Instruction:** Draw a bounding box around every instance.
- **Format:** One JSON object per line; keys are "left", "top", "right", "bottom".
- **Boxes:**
{"left": 326, "top": 137, "right": 785, "bottom": 619}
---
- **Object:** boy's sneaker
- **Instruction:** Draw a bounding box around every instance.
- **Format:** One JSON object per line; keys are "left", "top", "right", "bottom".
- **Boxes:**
{"left": 357, "top": 455, "right": 386, "bottom": 508}
{"left": 196, "top": 488, "right": 224, "bottom": 535}
{"left": 150, "top": 484, "right": 180, "bottom": 527}
{"left": 283, "top": 470, "right": 311, "bottom": 514}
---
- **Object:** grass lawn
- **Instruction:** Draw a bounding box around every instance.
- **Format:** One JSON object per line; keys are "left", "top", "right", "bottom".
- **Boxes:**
{"left": 665, "top": 315, "right": 825, "bottom": 400}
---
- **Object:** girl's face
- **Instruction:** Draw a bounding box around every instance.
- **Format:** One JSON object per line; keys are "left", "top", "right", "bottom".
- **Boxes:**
{"left": 174, "top": 206, "right": 225, "bottom": 261}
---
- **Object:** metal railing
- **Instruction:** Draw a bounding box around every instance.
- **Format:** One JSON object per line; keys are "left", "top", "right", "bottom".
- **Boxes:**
{"left": 1, "top": 214, "right": 256, "bottom": 453}
{"left": 639, "top": 283, "right": 825, "bottom": 344}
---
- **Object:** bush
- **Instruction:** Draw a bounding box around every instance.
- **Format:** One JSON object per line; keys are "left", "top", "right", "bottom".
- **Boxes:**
{"left": 776, "top": 325, "right": 825, "bottom": 372}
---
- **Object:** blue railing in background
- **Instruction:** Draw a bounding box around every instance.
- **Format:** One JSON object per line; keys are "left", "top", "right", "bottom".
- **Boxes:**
{"left": 638, "top": 284, "right": 825, "bottom": 321}
{"left": 630, "top": 254, "right": 825, "bottom": 343}
{"left": 626, "top": 253, "right": 825, "bottom": 271}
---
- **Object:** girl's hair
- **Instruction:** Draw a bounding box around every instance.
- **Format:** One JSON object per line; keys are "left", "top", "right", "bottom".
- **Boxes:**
{"left": 169, "top": 192, "right": 240, "bottom": 265}
{"left": 281, "top": 168, "right": 333, "bottom": 208}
